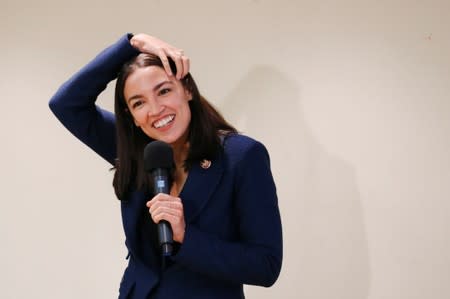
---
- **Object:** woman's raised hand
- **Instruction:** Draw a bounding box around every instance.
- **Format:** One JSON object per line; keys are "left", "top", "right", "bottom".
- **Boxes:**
{"left": 130, "top": 33, "right": 190, "bottom": 80}
{"left": 146, "top": 194, "right": 186, "bottom": 243}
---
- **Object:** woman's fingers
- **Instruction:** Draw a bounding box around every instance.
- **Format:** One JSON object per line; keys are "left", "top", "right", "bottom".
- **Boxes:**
{"left": 157, "top": 48, "right": 173, "bottom": 77}
{"left": 149, "top": 200, "right": 183, "bottom": 216}
{"left": 151, "top": 210, "right": 184, "bottom": 225}
{"left": 166, "top": 49, "right": 190, "bottom": 79}
{"left": 146, "top": 193, "right": 181, "bottom": 208}
{"left": 182, "top": 55, "right": 190, "bottom": 78}
{"left": 167, "top": 49, "right": 184, "bottom": 79}
{"left": 130, "top": 34, "right": 189, "bottom": 79}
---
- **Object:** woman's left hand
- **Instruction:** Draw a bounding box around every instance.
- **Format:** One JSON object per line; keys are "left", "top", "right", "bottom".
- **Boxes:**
{"left": 146, "top": 193, "right": 186, "bottom": 243}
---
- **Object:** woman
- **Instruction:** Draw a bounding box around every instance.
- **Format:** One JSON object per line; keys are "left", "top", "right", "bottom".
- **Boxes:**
{"left": 49, "top": 33, "right": 282, "bottom": 299}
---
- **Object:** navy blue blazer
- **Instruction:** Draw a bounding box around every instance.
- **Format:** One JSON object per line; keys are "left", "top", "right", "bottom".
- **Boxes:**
{"left": 49, "top": 34, "right": 282, "bottom": 299}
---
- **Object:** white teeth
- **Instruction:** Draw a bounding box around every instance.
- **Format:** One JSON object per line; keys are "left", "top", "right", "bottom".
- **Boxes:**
{"left": 153, "top": 115, "right": 175, "bottom": 128}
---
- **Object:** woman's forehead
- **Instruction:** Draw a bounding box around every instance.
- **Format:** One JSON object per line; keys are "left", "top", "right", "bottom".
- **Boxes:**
{"left": 128, "top": 66, "right": 169, "bottom": 84}
{"left": 124, "top": 66, "right": 180, "bottom": 98}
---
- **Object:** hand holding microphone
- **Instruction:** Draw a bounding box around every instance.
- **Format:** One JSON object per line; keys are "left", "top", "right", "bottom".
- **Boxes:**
{"left": 146, "top": 193, "right": 186, "bottom": 243}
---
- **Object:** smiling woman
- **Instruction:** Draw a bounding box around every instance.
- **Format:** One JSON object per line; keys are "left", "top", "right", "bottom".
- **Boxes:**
{"left": 113, "top": 50, "right": 238, "bottom": 202}
{"left": 49, "top": 33, "right": 283, "bottom": 299}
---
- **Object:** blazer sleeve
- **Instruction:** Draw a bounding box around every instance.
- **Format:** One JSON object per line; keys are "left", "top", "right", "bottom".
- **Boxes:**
{"left": 173, "top": 141, "right": 283, "bottom": 287}
{"left": 48, "top": 34, "right": 140, "bottom": 165}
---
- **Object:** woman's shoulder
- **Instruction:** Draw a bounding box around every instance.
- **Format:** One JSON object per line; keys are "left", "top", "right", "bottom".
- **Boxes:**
{"left": 223, "top": 133, "right": 259, "bottom": 147}
{"left": 222, "top": 133, "right": 269, "bottom": 162}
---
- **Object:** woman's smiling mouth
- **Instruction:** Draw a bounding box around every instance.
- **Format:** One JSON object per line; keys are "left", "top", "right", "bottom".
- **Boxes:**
{"left": 153, "top": 114, "right": 175, "bottom": 129}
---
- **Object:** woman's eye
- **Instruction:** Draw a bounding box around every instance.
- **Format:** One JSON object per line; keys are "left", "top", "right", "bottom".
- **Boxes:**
{"left": 132, "top": 100, "right": 143, "bottom": 109}
{"left": 159, "top": 88, "right": 171, "bottom": 96}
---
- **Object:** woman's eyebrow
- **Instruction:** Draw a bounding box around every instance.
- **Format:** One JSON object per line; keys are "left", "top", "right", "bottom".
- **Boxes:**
{"left": 153, "top": 80, "right": 172, "bottom": 92}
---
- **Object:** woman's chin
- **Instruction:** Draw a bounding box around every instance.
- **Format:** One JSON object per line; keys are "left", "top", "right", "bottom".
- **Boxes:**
{"left": 142, "top": 127, "right": 189, "bottom": 147}
{"left": 155, "top": 135, "right": 183, "bottom": 146}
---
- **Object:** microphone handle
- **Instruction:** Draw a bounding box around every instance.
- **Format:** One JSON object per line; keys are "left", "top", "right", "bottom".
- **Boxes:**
{"left": 152, "top": 168, "right": 173, "bottom": 256}
{"left": 158, "top": 220, "right": 173, "bottom": 256}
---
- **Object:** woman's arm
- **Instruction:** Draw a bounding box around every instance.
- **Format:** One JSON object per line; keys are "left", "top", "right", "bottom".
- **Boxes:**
{"left": 49, "top": 34, "right": 139, "bottom": 164}
{"left": 49, "top": 33, "right": 189, "bottom": 164}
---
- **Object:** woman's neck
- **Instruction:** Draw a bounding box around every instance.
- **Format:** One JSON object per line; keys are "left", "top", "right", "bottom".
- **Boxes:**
{"left": 171, "top": 141, "right": 189, "bottom": 172}
{"left": 170, "top": 141, "right": 189, "bottom": 196}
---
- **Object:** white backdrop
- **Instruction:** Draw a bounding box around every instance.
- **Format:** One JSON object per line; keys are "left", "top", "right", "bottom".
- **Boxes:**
{"left": 2, "top": 1, "right": 450, "bottom": 298}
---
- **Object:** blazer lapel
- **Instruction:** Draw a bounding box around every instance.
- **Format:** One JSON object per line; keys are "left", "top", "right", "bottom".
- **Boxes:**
{"left": 181, "top": 152, "right": 224, "bottom": 223}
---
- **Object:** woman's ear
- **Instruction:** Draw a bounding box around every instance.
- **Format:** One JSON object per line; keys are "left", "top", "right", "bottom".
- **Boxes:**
{"left": 185, "top": 89, "right": 193, "bottom": 101}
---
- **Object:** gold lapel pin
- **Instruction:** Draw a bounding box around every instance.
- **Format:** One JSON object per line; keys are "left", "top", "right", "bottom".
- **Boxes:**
{"left": 200, "top": 159, "right": 211, "bottom": 169}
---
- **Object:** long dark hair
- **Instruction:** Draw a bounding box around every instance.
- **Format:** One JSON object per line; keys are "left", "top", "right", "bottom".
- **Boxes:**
{"left": 113, "top": 53, "right": 237, "bottom": 200}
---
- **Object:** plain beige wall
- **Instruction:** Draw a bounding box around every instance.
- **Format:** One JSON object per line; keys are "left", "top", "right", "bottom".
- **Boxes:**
{"left": 2, "top": 0, "right": 449, "bottom": 298}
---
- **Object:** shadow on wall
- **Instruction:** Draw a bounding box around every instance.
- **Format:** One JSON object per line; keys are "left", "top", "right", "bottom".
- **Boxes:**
{"left": 219, "top": 66, "right": 370, "bottom": 299}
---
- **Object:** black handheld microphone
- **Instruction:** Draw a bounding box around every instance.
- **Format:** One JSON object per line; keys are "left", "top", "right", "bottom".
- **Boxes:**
{"left": 144, "top": 141, "right": 174, "bottom": 256}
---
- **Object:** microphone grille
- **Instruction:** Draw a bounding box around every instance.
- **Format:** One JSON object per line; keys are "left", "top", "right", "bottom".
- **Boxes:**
{"left": 144, "top": 141, "right": 174, "bottom": 172}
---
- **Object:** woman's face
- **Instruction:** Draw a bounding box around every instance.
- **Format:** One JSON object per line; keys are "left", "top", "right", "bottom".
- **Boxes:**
{"left": 124, "top": 66, "right": 192, "bottom": 146}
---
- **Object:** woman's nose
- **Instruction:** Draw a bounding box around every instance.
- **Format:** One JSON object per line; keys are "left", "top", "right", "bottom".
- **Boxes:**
{"left": 147, "top": 99, "right": 164, "bottom": 117}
